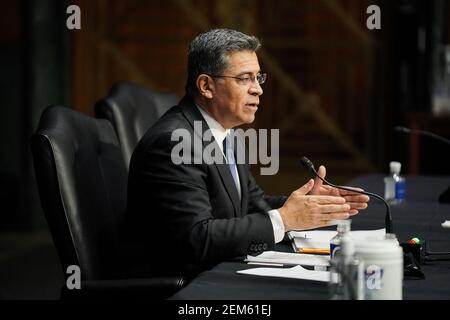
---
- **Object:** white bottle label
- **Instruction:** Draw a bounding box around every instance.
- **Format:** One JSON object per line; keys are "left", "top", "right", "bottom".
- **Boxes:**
{"left": 384, "top": 177, "right": 395, "bottom": 201}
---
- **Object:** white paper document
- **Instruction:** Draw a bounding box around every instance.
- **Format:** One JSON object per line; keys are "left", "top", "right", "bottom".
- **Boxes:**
{"left": 237, "top": 265, "right": 330, "bottom": 282}
{"left": 245, "top": 251, "right": 330, "bottom": 267}
{"left": 288, "top": 228, "right": 386, "bottom": 250}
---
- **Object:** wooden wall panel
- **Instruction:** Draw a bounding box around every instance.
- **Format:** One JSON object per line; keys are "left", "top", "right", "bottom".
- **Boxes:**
{"left": 72, "top": 0, "right": 200, "bottom": 115}
{"left": 71, "top": 0, "right": 385, "bottom": 178}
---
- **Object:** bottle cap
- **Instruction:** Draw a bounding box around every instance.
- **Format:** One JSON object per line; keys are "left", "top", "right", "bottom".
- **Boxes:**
{"left": 385, "top": 233, "right": 399, "bottom": 245}
{"left": 336, "top": 219, "right": 351, "bottom": 233}
{"left": 389, "top": 161, "right": 401, "bottom": 174}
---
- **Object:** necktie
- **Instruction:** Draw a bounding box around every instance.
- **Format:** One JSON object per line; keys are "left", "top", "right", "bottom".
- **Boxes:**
{"left": 223, "top": 134, "right": 241, "bottom": 199}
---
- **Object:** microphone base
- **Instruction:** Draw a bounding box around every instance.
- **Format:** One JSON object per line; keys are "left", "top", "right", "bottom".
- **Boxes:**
{"left": 401, "top": 241, "right": 426, "bottom": 280}
{"left": 401, "top": 241, "right": 426, "bottom": 267}
{"left": 439, "top": 186, "right": 450, "bottom": 204}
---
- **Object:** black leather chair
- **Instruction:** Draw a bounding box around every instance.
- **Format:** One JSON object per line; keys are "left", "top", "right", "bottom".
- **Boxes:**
{"left": 95, "top": 81, "right": 178, "bottom": 167}
{"left": 31, "top": 106, "right": 186, "bottom": 298}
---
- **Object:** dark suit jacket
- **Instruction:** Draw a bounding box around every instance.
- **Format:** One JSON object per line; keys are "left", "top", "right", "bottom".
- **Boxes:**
{"left": 123, "top": 95, "right": 286, "bottom": 277}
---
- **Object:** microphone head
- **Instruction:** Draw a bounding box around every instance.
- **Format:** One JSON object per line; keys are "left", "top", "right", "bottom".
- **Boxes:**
{"left": 300, "top": 156, "right": 315, "bottom": 172}
{"left": 394, "top": 126, "right": 410, "bottom": 133}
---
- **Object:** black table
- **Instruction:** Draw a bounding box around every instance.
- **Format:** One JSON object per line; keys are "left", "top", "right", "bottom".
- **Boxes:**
{"left": 171, "top": 175, "right": 450, "bottom": 300}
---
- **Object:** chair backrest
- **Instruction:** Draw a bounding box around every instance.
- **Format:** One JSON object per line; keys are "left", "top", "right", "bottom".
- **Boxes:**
{"left": 31, "top": 106, "right": 128, "bottom": 280}
{"left": 95, "top": 81, "right": 178, "bottom": 167}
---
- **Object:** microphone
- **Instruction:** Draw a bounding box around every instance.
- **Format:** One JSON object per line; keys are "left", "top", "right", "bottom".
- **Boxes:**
{"left": 394, "top": 126, "right": 450, "bottom": 146}
{"left": 300, "top": 156, "right": 394, "bottom": 235}
{"left": 394, "top": 126, "right": 450, "bottom": 203}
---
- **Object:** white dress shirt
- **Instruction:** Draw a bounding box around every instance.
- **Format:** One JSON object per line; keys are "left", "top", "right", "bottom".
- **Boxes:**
{"left": 196, "top": 105, "right": 285, "bottom": 243}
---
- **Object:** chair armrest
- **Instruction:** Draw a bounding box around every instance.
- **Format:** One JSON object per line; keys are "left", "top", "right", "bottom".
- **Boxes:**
{"left": 61, "top": 276, "right": 187, "bottom": 299}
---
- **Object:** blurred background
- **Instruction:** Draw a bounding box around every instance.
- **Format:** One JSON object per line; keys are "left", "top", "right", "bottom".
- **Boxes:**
{"left": 0, "top": 0, "right": 449, "bottom": 299}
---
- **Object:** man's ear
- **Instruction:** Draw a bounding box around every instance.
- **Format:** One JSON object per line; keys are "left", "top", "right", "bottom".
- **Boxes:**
{"left": 196, "top": 74, "right": 214, "bottom": 99}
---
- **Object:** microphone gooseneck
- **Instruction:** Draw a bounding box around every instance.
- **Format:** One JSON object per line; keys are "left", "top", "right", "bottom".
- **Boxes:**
{"left": 395, "top": 125, "right": 450, "bottom": 204}
{"left": 395, "top": 126, "right": 450, "bottom": 146}
{"left": 300, "top": 156, "right": 393, "bottom": 234}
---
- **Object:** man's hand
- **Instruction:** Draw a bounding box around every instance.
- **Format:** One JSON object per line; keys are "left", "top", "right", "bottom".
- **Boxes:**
{"left": 309, "top": 165, "right": 369, "bottom": 216}
{"left": 279, "top": 179, "right": 351, "bottom": 232}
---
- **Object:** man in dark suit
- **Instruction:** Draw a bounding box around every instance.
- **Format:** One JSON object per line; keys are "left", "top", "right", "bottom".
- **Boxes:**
{"left": 124, "top": 29, "right": 369, "bottom": 277}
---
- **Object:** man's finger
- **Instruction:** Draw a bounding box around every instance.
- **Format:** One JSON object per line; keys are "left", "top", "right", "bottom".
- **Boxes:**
{"left": 320, "top": 204, "right": 351, "bottom": 214}
{"left": 339, "top": 187, "right": 365, "bottom": 195}
{"left": 343, "top": 195, "right": 370, "bottom": 203}
{"left": 308, "top": 195, "right": 346, "bottom": 204}
{"left": 319, "top": 184, "right": 340, "bottom": 196}
{"left": 347, "top": 202, "right": 368, "bottom": 210}
{"left": 296, "top": 179, "right": 315, "bottom": 195}
{"left": 314, "top": 165, "right": 326, "bottom": 190}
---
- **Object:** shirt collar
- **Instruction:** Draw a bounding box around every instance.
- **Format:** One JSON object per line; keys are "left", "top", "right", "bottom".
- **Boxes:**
{"left": 196, "top": 104, "right": 230, "bottom": 152}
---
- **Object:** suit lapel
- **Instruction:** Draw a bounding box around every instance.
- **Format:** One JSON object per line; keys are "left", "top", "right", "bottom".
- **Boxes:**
{"left": 236, "top": 163, "right": 248, "bottom": 217}
{"left": 179, "top": 96, "right": 242, "bottom": 216}
{"left": 235, "top": 133, "right": 249, "bottom": 217}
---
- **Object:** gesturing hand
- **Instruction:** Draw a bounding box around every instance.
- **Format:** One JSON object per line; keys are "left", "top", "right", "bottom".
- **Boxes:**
{"left": 279, "top": 179, "right": 351, "bottom": 232}
{"left": 309, "top": 165, "right": 369, "bottom": 216}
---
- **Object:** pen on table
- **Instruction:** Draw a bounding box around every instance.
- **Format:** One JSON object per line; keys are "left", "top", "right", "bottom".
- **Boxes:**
{"left": 298, "top": 248, "right": 330, "bottom": 254}
{"left": 247, "top": 262, "right": 294, "bottom": 268}
{"left": 246, "top": 262, "right": 329, "bottom": 271}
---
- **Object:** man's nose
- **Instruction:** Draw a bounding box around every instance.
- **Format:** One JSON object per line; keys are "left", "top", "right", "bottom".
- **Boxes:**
{"left": 249, "top": 80, "right": 263, "bottom": 96}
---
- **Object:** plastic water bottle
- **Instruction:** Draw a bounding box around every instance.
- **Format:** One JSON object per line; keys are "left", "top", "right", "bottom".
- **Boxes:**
{"left": 329, "top": 233, "right": 365, "bottom": 300}
{"left": 384, "top": 161, "right": 405, "bottom": 204}
{"left": 330, "top": 220, "right": 351, "bottom": 258}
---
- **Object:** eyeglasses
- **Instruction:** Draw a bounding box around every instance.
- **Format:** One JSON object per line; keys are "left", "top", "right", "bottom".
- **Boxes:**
{"left": 210, "top": 73, "right": 267, "bottom": 86}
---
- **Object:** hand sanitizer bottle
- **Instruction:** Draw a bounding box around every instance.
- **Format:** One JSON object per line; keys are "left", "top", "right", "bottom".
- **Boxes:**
{"left": 384, "top": 161, "right": 406, "bottom": 204}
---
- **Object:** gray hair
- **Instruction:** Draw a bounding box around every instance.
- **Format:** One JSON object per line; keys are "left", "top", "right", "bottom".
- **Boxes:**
{"left": 186, "top": 28, "right": 261, "bottom": 96}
